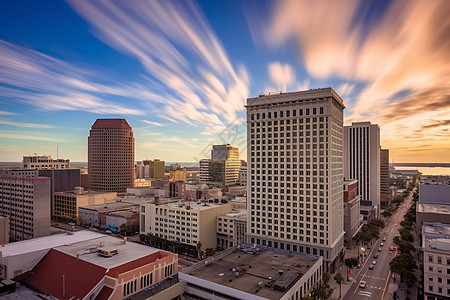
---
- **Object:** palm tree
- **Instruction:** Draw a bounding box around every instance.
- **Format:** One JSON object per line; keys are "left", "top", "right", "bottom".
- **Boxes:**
{"left": 334, "top": 272, "right": 345, "bottom": 299}
{"left": 196, "top": 242, "right": 203, "bottom": 259}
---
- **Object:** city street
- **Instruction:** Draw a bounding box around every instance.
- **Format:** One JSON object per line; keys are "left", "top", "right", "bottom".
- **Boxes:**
{"left": 343, "top": 192, "right": 413, "bottom": 300}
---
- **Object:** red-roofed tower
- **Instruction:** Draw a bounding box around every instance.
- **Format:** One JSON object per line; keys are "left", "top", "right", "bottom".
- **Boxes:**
{"left": 88, "top": 119, "right": 135, "bottom": 192}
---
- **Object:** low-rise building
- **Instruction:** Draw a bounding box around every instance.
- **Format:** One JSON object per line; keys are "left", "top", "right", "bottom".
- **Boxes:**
{"left": 422, "top": 222, "right": 450, "bottom": 300}
{"left": 180, "top": 244, "right": 323, "bottom": 300}
{"left": 226, "top": 185, "right": 246, "bottom": 197}
{"left": 2, "top": 230, "right": 179, "bottom": 299}
{"left": 217, "top": 211, "right": 247, "bottom": 249}
{"left": 53, "top": 187, "right": 117, "bottom": 222}
{"left": 230, "top": 197, "right": 247, "bottom": 210}
{"left": 343, "top": 179, "right": 363, "bottom": 248}
{"left": 420, "top": 175, "right": 450, "bottom": 185}
{"left": 22, "top": 154, "right": 70, "bottom": 169}
{"left": 140, "top": 201, "right": 232, "bottom": 250}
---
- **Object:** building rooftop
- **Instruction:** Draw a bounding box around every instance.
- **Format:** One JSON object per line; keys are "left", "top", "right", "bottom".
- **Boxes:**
{"left": 0, "top": 230, "right": 104, "bottom": 257}
{"left": 92, "top": 118, "right": 131, "bottom": 128}
{"left": 220, "top": 211, "right": 247, "bottom": 220}
{"left": 153, "top": 200, "right": 229, "bottom": 211}
{"left": 422, "top": 222, "right": 450, "bottom": 251}
{"left": 247, "top": 88, "right": 345, "bottom": 109}
{"left": 54, "top": 235, "right": 160, "bottom": 270}
{"left": 417, "top": 203, "right": 450, "bottom": 215}
{"left": 182, "top": 244, "right": 320, "bottom": 300}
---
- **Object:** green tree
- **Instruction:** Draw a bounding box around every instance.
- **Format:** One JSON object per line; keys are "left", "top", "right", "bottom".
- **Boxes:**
{"left": 345, "top": 258, "right": 359, "bottom": 269}
{"left": 205, "top": 248, "right": 215, "bottom": 257}
{"left": 196, "top": 241, "right": 203, "bottom": 259}
{"left": 382, "top": 210, "right": 392, "bottom": 218}
{"left": 390, "top": 254, "right": 418, "bottom": 283}
{"left": 399, "top": 229, "right": 414, "bottom": 242}
{"left": 334, "top": 272, "right": 345, "bottom": 299}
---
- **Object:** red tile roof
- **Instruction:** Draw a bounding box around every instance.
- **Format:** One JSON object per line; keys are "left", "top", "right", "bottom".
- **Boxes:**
{"left": 95, "top": 286, "right": 114, "bottom": 300}
{"left": 92, "top": 119, "right": 131, "bottom": 128}
{"left": 22, "top": 249, "right": 107, "bottom": 300}
{"left": 107, "top": 251, "right": 171, "bottom": 277}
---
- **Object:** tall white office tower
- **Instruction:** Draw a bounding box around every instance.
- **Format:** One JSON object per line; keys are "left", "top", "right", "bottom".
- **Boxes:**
{"left": 344, "top": 122, "right": 381, "bottom": 220}
{"left": 246, "top": 88, "right": 345, "bottom": 272}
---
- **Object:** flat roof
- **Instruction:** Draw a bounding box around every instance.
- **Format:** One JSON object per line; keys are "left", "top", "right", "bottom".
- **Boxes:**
{"left": 220, "top": 211, "right": 247, "bottom": 219}
{"left": 0, "top": 230, "right": 105, "bottom": 257}
{"left": 154, "top": 201, "right": 229, "bottom": 211}
{"left": 54, "top": 235, "right": 160, "bottom": 269}
{"left": 183, "top": 245, "right": 319, "bottom": 300}
{"left": 422, "top": 222, "right": 450, "bottom": 250}
{"left": 418, "top": 203, "right": 450, "bottom": 214}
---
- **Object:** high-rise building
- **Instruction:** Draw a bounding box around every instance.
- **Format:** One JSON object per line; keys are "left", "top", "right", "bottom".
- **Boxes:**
{"left": 343, "top": 179, "right": 362, "bottom": 247}
{"left": 246, "top": 88, "right": 345, "bottom": 272}
{"left": 23, "top": 155, "right": 70, "bottom": 169}
{"left": 380, "top": 149, "right": 390, "bottom": 208}
{"left": 199, "top": 144, "right": 240, "bottom": 186}
{"left": 88, "top": 119, "right": 135, "bottom": 193}
{"left": 344, "top": 122, "right": 381, "bottom": 219}
{"left": 0, "top": 170, "right": 51, "bottom": 241}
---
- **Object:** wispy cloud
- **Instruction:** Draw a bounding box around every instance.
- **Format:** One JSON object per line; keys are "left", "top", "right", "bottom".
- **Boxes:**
{"left": 267, "top": 62, "right": 295, "bottom": 92}
{"left": 68, "top": 0, "right": 250, "bottom": 130}
{"left": 0, "top": 119, "right": 54, "bottom": 128}
{"left": 0, "top": 110, "right": 17, "bottom": 116}
{"left": 142, "top": 120, "right": 163, "bottom": 127}
{"left": 0, "top": 133, "right": 65, "bottom": 142}
{"left": 0, "top": 40, "right": 150, "bottom": 115}
{"left": 247, "top": 0, "right": 450, "bottom": 161}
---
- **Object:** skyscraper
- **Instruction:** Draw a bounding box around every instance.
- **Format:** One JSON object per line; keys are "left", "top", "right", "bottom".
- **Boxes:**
{"left": 246, "top": 88, "right": 345, "bottom": 272}
{"left": 380, "top": 149, "right": 390, "bottom": 208}
{"left": 199, "top": 144, "right": 240, "bottom": 186}
{"left": 88, "top": 119, "right": 135, "bottom": 193}
{"left": 343, "top": 122, "right": 380, "bottom": 219}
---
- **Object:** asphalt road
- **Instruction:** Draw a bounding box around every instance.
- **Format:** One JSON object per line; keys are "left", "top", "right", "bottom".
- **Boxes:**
{"left": 344, "top": 192, "right": 413, "bottom": 300}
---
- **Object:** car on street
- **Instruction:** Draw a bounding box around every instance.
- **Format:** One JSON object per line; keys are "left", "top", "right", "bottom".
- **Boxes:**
{"left": 369, "top": 264, "right": 374, "bottom": 270}
{"left": 380, "top": 242, "right": 384, "bottom": 247}
{"left": 389, "top": 246, "right": 394, "bottom": 252}
{"left": 372, "top": 260, "right": 377, "bottom": 265}
{"left": 395, "top": 224, "right": 398, "bottom": 227}
{"left": 383, "top": 237, "right": 386, "bottom": 241}
{"left": 373, "top": 253, "right": 379, "bottom": 258}
{"left": 378, "top": 247, "right": 382, "bottom": 252}
{"left": 359, "top": 280, "right": 366, "bottom": 288}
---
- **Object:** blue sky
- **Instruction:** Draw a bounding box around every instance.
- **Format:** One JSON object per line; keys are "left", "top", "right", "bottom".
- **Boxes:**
{"left": 1, "top": 0, "right": 449, "bottom": 163}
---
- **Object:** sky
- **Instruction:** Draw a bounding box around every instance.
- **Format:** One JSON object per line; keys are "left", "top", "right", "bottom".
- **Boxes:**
{"left": 0, "top": 0, "right": 449, "bottom": 163}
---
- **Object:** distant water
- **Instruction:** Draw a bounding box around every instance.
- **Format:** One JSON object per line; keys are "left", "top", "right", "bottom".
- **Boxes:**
{"left": 394, "top": 166, "right": 450, "bottom": 176}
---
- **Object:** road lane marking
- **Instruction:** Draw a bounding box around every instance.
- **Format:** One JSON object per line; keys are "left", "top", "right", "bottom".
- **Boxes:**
{"left": 358, "top": 291, "right": 372, "bottom": 297}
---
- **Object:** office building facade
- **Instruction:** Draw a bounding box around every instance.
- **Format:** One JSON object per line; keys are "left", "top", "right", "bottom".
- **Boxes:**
{"left": 246, "top": 88, "right": 345, "bottom": 272}
{"left": 344, "top": 121, "right": 381, "bottom": 218}
{"left": 380, "top": 149, "right": 391, "bottom": 208}
{"left": 88, "top": 119, "right": 135, "bottom": 193}
{"left": 23, "top": 155, "right": 70, "bottom": 169}
{"left": 0, "top": 174, "right": 51, "bottom": 241}
{"left": 199, "top": 144, "right": 240, "bottom": 186}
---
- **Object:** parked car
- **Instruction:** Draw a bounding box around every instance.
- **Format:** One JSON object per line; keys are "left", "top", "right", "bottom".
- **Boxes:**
{"left": 380, "top": 243, "right": 384, "bottom": 247}
{"left": 372, "top": 260, "right": 377, "bottom": 265}
{"left": 373, "top": 253, "right": 379, "bottom": 259}
{"left": 382, "top": 237, "right": 386, "bottom": 242}
{"left": 389, "top": 246, "right": 394, "bottom": 252}
{"left": 359, "top": 280, "right": 366, "bottom": 288}
{"left": 369, "top": 264, "right": 374, "bottom": 270}
{"left": 378, "top": 247, "right": 382, "bottom": 252}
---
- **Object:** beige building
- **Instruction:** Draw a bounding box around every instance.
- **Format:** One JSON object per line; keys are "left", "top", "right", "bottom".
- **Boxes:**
{"left": 0, "top": 174, "right": 51, "bottom": 241}
{"left": 246, "top": 88, "right": 345, "bottom": 272}
{"left": 23, "top": 155, "right": 70, "bottom": 169}
{"left": 88, "top": 119, "right": 135, "bottom": 193}
{"left": 217, "top": 211, "right": 247, "bottom": 249}
{"left": 422, "top": 222, "right": 450, "bottom": 300}
{"left": 140, "top": 201, "right": 232, "bottom": 250}
{"left": 380, "top": 149, "right": 391, "bottom": 208}
{"left": 0, "top": 215, "right": 9, "bottom": 245}
{"left": 53, "top": 187, "right": 117, "bottom": 222}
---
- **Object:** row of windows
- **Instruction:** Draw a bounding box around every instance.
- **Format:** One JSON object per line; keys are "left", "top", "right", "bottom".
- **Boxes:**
{"left": 251, "top": 107, "right": 324, "bottom": 120}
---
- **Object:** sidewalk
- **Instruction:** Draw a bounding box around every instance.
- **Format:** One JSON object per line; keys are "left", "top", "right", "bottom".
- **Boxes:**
{"left": 329, "top": 244, "right": 369, "bottom": 300}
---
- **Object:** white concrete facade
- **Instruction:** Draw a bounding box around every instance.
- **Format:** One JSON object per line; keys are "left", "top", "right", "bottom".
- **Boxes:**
{"left": 246, "top": 88, "right": 345, "bottom": 272}
{"left": 344, "top": 121, "right": 381, "bottom": 218}
{"left": 23, "top": 155, "right": 70, "bottom": 169}
{"left": 217, "top": 211, "right": 247, "bottom": 249}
